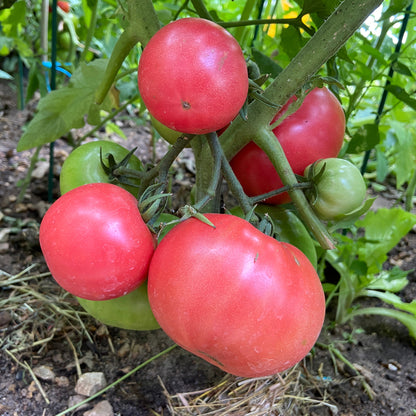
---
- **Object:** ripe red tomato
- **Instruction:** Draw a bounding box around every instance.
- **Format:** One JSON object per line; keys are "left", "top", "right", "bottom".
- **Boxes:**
{"left": 230, "top": 87, "right": 345, "bottom": 204}
{"left": 58, "top": 1, "right": 70, "bottom": 13}
{"left": 138, "top": 18, "right": 248, "bottom": 135}
{"left": 148, "top": 214, "right": 325, "bottom": 377}
{"left": 39, "top": 183, "right": 155, "bottom": 301}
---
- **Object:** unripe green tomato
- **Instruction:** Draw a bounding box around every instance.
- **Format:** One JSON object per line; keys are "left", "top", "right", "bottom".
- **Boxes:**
{"left": 76, "top": 283, "right": 160, "bottom": 331}
{"left": 304, "top": 158, "right": 367, "bottom": 221}
{"left": 150, "top": 115, "right": 190, "bottom": 147}
{"left": 58, "top": 32, "right": 71, "bottom": 50}
{"left": 60, "top": 140, "right": 142, "bottom": 196}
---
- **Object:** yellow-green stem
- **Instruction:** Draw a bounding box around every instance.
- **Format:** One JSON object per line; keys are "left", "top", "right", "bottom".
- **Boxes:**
{"left": 254, "top": 128, "right": 335, "bottom": 250}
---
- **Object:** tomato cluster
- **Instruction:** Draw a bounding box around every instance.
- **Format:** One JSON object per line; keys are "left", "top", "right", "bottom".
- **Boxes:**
{"left": 38, "top": 17, "right": 368, "bottom": 378}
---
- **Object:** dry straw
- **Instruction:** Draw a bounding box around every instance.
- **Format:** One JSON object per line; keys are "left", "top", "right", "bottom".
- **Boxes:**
{"left": 163, "top": 364, "right": 338, "bottom": 415}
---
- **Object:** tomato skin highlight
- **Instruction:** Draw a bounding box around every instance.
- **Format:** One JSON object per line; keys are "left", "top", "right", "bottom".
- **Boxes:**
{"left": 230, "top": 87, "right": 345, "bottom": 204}
{"left": 148, "top": 214, "right": 325, "bottom": 377}
{"left": 40, "top": 183, "right": 155, "bottom": 301}
{"left": 138, "top": 18, "right": 248, "bottom": 134}
{"left": 60, "top": 140, "right": 142, "bottom": 196}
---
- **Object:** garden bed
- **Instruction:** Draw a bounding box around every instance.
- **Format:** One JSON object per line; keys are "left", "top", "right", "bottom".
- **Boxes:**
{"left": 1, "top": 79, "right": 416, "bottom": 415}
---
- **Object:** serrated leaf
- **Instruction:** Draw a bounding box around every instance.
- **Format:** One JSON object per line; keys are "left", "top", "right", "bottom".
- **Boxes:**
{"left": 367, "top": 267, "right": 410, "bottom": 292}
{"left": 390, "top": 121, "right": 415, "bottom": 188}
{"left": 347, "top": 123, "right": 380, "bottom": 154}
{"left": 17, "top": 59, "right": 110, "bottom": 151}
{"left": 0, "top": 0, "right": 25, "bottom": 34}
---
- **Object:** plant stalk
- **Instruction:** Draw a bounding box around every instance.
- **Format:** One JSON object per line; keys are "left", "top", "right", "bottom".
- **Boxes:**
{"left": 79, "top": 0, "right": 99, "bottom": 62}
{"left": 94, "top": 0, "right": 160, "bottom": 105}
{"left": 254, "top": 128, "right": 335, "bottom": 250}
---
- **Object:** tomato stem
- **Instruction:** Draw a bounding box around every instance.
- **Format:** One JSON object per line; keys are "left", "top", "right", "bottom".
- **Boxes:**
{"left": 94, "top": 0, "right": 160, "bottom": 106}
{"left": 193, "top": 133, "right": 223, "bottom": 212}
{"left": 79, "top": 0, "right": 98, "bottom": 63}
{"left": 254, "top": 128, "right": 335, "bottom": 250}
{"left": 190, "top": 0, "right": 214, "bottom": 20}
{"left": 219, "top": 148, "right": 255, "bottom": 217}
{"left": 137, "top": 135, "right": 192, "bottom": 196}
{"left": 219, "top": 17, "right": 314, "bottom": 37}
{"left": 249, "top": 182, "right": 312, "bottom": 205}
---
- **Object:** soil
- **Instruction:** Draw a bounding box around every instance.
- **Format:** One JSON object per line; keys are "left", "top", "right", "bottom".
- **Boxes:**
{"left": 1, "top": 78, "right": 416, "bottom": 416}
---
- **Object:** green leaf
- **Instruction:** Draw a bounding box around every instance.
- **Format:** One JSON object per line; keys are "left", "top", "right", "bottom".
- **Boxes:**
{"left": 0, "top": 69, "right": 13, "bottom": 79}
{"left": 367, "top": 267, "right": 410, "bottom": 292}
{"left": 366, "top": 290, "right": 416, "bottom": 317}
{"left": 375, "top": 147, "right": 389, "bottom": 183}
{"left": 385, "top": 84, "right": 416, "bottom": 111}
{"left": 390, "top": 121, "right": 416, "bottom": 188}
{"left": 347, "top": 123, "right": 380, "bottom": 154}
{"left": 300, "top": 0, "right": 342, "bottom": 18}
{"left": 17, "top": 59, "right": 110, "bottom": 151}
{"left": 106, "top": 122, "right": 127, "bottom": 140}
{"left": 392, "top": 60, "right": 414, "bottom": 78}
{"left": 354, "top": 306, "right": 416, "bottom": 340}
{"left": 0, "top": 0, "right": 25, "bottom": 33}
{"left": 356, "top": 208, "right": 416, "bottom": 273}
{"left": 360, "top": 39, "right": 387, "bottom": 66}
{"left": 251, "top": 48, "right": 282, "bottom": 78}
{"left": 280, "top": 26, "right": 305, "bottom": 59}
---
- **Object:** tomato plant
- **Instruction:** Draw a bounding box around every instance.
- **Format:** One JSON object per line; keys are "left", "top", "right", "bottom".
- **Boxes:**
{"left": 138, "top": 18, "right": 248, "bottom": 134}
{"left": 39, "top": 183, "right": 155, "bottom": 301}
{"left": 230, "top": 87, "right": 346, "bottom": 204}
{"left": 148, "top": 214, "right": 325, "bottom": 377}
{"left": 60, "top": 140, "right": 142, "bottom": 196}
{"left": 76, "top": 283, "right": 160, "bottom": 331}
{"left": 304, "top": 158, "right": 367, "bottom": 221}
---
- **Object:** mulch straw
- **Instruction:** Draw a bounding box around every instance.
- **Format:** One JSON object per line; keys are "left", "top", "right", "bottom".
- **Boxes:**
{"left": 0, "top": 264, "right": 92, "bottom": 354}
{"left": 163, "top": 364, "right": 338, "bottom": 415}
